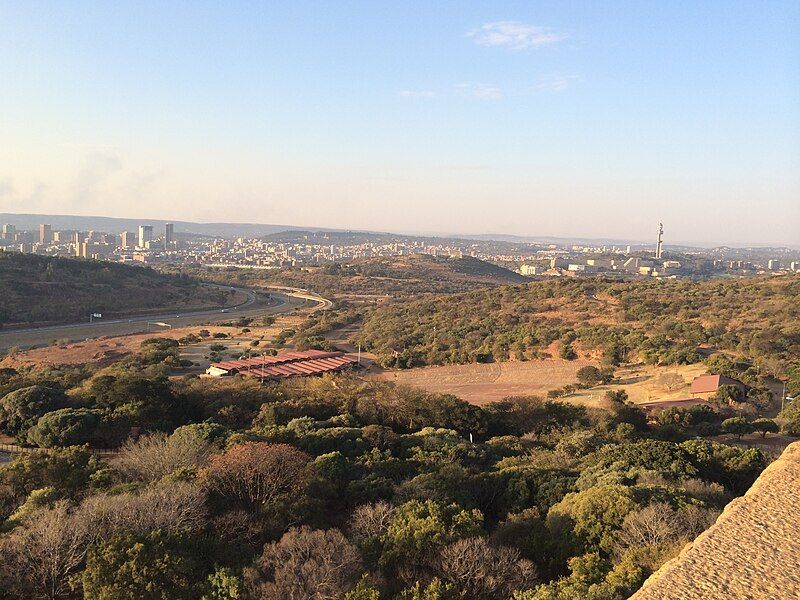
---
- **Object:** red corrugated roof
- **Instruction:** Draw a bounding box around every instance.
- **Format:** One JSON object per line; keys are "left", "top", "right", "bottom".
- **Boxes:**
{"left": 209, "top": 350, "right": 358, "bottom": 381}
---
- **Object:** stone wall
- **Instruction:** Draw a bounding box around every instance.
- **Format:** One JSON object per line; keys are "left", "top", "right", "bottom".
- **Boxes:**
{"left": 632, "top": 441, "right": 800, "bottom": 599}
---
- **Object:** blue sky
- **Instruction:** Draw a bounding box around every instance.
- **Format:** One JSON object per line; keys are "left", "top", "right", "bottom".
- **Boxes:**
{"left": 1, "top": 1, "right": 798, "bottom": 245}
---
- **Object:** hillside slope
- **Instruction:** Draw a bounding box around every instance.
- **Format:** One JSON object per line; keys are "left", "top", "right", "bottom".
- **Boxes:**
{"left": 202, "top": 254, "right": 526, "bottom": 297}
{"left": 0, "top": 252, "right": 229, "bottom": 326}
{"left": 354, "top": 275, "right": 800, "bottom": 368}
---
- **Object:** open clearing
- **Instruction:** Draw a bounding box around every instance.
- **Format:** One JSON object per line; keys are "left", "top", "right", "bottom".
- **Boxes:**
{"left": 372, "top": 358, "right": 600, "bottom": 406}
{"left": 569, "top": 362, "right": 710, "bottom": 405}
{"left": 372, "top": 360, "right": 719, "bottom": 409}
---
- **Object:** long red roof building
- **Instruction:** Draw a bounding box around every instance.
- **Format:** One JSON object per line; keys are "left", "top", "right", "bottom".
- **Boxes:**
{"left": 205, "top": 349, "right": 358, "bottom": 381}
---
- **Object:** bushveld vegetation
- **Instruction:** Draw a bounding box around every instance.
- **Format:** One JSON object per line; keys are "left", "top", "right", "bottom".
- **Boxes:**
{"left": 1, "top": 270, "right": 798, "bottom": 598}
{"left": 354, "top": 276, "right": 800, "bottom": 376}
{"left": 0, "top": 334, "right": 794, "bottom": 599}
{"left": 193, "top": 254, "right": 527, "bottom": 298}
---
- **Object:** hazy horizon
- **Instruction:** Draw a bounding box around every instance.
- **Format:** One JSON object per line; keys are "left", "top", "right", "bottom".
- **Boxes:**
{"left": 3, "top": 210, "right": 799, "bottom": 250}
{"left": 1, "top": 2, "right": 799, "bottom": 246}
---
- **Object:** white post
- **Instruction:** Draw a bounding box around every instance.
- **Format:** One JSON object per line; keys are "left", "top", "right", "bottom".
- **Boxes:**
{"left": 782, "top": 381, "right": 787, "bottom": 413}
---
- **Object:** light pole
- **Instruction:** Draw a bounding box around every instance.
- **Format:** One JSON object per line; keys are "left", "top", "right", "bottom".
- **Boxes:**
{"left": 261, "top": 351, "right": 265, "bottom": 383}
{"left": 781, "top": 380, "right": 788, "bottom": 413}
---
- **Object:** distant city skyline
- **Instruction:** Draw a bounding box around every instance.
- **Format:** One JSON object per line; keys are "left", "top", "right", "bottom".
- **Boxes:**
{"left": 1, "top": 2, "right": 798, "bottom": 246}
{"left": 3, "top": 211, "right": 799, "bottom": 250}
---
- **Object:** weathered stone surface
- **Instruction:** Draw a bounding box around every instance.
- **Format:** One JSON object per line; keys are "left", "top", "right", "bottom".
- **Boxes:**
{"left": 633, "top": 441, "right": 800, "bottom": 599}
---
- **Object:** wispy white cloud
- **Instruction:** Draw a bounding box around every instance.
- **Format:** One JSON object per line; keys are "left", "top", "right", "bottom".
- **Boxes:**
{"left": 0, "top": 177, "right": 14, "bottom": 198}
{"left": 400, "top": 76, "right": 576, "bottom": 102}
{"left": 70, "top": 152, "right": 123, "bottom": 205}
{"left": 468, "top": 21, "right": 566, "bottom": 50}
{"left": 535, "top": 75, "right": 578, "bottom": 93}
{"left": 399, "top": 89, "right": 437, "bottom": 98}
{"left": 455, "top": 83, "right": 503, "bottom": 100}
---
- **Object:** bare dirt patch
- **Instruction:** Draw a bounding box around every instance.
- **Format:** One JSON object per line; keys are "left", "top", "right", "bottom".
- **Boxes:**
{"left": 372, "top": 358, "right": 600, "bottom": 406}
{"left": 370, "top": 360, "right": 721, "bottom": 411}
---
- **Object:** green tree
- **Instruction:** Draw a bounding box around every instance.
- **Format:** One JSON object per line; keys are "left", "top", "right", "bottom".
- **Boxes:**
{"left": 395, "top": 579, "right": 458, "bottom": 600}
{"left": 721, "top": 417, "right": 753, "bottom": 439}
{"left": 88, "top": 375, "right": 191, "bottom": 431}
{"left": 82, "top": 529, "right": 203, "bottom": 600}
{"left": 202, "top": 568, "right": 243, "bottom": 600}
{"left": 714, "top": 384, "right": 744, "bottom": 405}
{"left": 0, "top": 446, "right": 103, "bottom": 503}
{"left": 0, "top": 385, "right": 68, "bottom": 442}
{"left": 26, "top": 408, "right": 101, "bottom": 448}
{"left": 344, "top": 576, "right": 381, "bottom": 600}
{"left": 380, "top": 500, "right": 483, "bottom": 577}
{"left": 546, "top": 485, "right": 637, "bottom": 555}
{"left": 778, "top": 402, "right": 800, "bottom": 436}
{"left": 751, "top": 418, "right": 779, "bottom": 438}
{"left": 681, "top": 440, "right": 765, "bottom": 493}
{"left": 576, "top": 367, "right": 602, "bottom": 387}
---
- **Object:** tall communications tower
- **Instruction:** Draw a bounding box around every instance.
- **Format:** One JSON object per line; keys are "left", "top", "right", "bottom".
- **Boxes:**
{"left": 655, "top": 222, "right": 664, "bottom": 259}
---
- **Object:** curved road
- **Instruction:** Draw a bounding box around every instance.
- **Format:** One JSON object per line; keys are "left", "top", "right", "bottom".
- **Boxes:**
{"left": 0, "top": 285, "right": 318, "bottom": 352}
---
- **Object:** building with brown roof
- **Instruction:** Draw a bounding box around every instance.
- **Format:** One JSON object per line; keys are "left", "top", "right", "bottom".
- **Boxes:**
{"left": 689, "top": 374, "right": 746, "bottom": 399}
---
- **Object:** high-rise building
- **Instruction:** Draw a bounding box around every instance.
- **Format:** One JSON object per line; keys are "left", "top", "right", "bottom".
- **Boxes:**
{"left": 121, "top": 231, "right": 136, "bottom": 248}
{"left": 39, "top": 224, "right": 52, "bottom": 244}
{"left": 164, "top": 223, "right": 174, "bottom": 249}
{"left": 655, "top": 223, "right": 664, "bottom": 260}
{"left": 72, "top": 231, "right": 82, "bottom": 255}
{"left": 138, "top": 225, "right": 153, "bottom": 248}
{"left": 768, "top": 260, "right": 781, "bottom": 271}
{"left": 1, "top": 224, "right": 15, "bottom": 240}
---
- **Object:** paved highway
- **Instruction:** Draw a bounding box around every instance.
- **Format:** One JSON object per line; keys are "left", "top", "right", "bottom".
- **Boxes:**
{"left": 0, "top": 286, "right": 313, "bottom": 351}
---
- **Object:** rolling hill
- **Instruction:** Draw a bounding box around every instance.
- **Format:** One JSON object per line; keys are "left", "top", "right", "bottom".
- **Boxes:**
{"left": 201, "top": 253, "right": 527, "bottom": 298}
{"left": 354, "top": 274, "right": 800, "bottom": 369}
{"left": 0, "top": 252, "right": 230, "bottom": 326}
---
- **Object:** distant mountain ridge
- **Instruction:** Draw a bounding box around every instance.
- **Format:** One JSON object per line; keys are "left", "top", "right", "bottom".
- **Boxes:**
{"left": 0, "top": 213, "right": 313, "bottom": 238}
{"left": 1, "top": 213, "right": 795, "bottom": 250}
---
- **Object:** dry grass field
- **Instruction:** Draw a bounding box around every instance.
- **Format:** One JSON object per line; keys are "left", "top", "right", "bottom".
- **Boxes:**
{"left": 570, "top": 362, "right": 710, "bottom": 405}
{"left": 371, "top": 359, "right": 717, "bottom": 410}
{"left": 372, "top": 358, "right": 601, "bottom": 406}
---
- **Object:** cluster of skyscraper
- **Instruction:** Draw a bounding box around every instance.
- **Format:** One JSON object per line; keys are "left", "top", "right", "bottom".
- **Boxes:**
{"left": 0, "top": 222, "right": 176, "bottom": 259}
